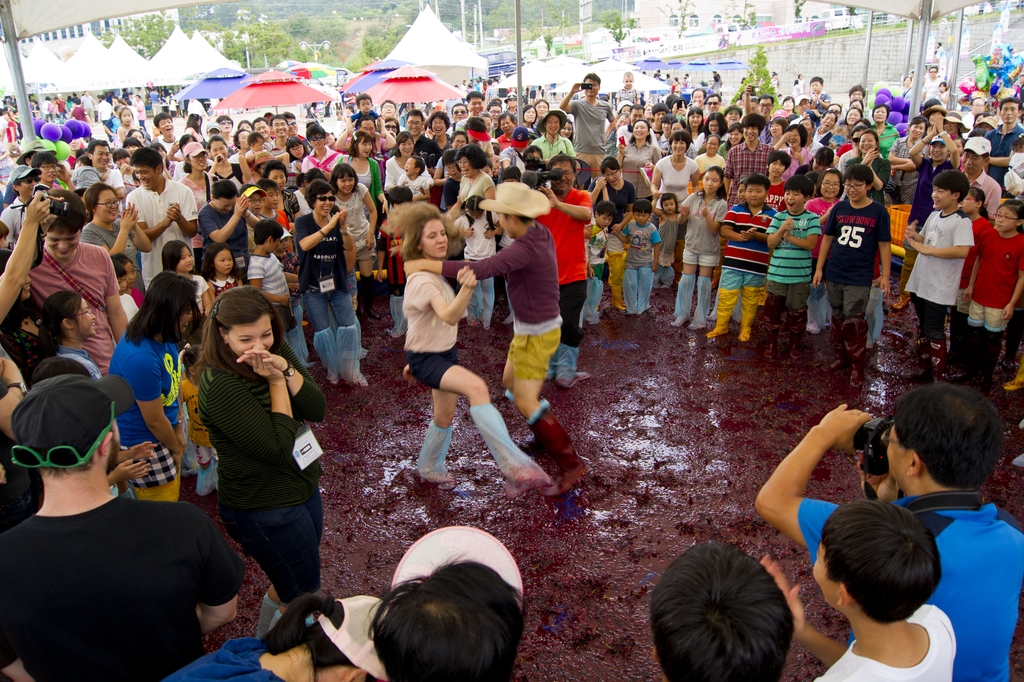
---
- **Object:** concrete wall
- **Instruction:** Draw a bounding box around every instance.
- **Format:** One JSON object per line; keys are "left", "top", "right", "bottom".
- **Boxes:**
{"left": 677, "top": 12, "right": 1024, "bottom": 104}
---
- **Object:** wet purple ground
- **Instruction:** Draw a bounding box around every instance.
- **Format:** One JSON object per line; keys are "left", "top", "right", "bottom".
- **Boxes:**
{"left": 184, "top": 279, "right": 1024, "bottom": 681}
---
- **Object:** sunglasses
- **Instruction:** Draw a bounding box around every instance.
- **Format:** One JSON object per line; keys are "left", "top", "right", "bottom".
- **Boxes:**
{"left": 12, "top": 403, "right": 114, "bottom": 468}
{"left": 315, "top": 194, "right": 334, "bottom": 203}
{"left": 309, "top": 136, "right": 326, "bottom": 142}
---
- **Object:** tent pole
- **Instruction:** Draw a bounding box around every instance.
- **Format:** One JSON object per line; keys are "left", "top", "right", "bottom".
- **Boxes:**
{"left": 903, "top": 19, "right": 915, "bottom": 80}
{"left": 514, "top": 0, "right": 524, "bottom": 124}
{"left": 0, "top": 1, "right": 35, "bottom": 143}
{"left": 461, "top": 0, "right": 467, "bottom": 42}
{"left": 909, "top": 0, "right": 933, "bottom": 117}
{"left": 862, "top": 11, "right": 874, "bottom": 89}
{"left": 949, "top": 9, "right": 964, "bottom": 88}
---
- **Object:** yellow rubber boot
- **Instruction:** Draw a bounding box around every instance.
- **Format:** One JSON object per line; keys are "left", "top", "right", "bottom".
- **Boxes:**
{"left": 608, "top": 252, "right": 626, "bottom": 311}
{"left": 738, "top": 286, "right": 763, "bottom": 342}
{"left": 1005, "top": 360, "right": 1024, "bottom": 391}
{"left": 707, "top": 288, "right": 739, "bottom": 338}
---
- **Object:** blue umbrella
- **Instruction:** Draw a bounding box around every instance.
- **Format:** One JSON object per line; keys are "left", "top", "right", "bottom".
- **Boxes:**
{"left": 683, "top": 59, "right": 714, "bottom": 70}
{"left": 667, "top": 60, "right": 683, "bottom": 68}
{"left": 712, "top": 59, "right": 748, "bottom": 71}
{"left": 174, "top": 68, "right": 250, "bottom": 101}
{"left": 633, "top": 57, "right": 671, "bottom": 71}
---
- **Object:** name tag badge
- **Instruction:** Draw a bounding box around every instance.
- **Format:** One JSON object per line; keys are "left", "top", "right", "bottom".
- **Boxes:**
{"left": 318, "top": 275, "right": 336, "bottom": 294}
{"left": 292, "top": 425, "right": 324, "bottom": 470}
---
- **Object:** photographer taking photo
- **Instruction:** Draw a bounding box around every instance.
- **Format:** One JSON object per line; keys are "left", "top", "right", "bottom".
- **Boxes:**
{"left": 755, "top": 383, "right": 1024, "bottom": 682}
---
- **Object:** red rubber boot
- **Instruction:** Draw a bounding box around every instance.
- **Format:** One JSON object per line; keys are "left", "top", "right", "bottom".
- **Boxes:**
{"left": 528, "top": 408, "right": 586, "bottom": 496}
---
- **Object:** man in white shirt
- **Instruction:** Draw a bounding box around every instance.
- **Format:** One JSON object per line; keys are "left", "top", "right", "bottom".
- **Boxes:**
{"left": 125, "top": 147, "right": 199, "bottom": 286}
{"left": 96, "top": 97, "right": 113, "bottom": 125}
{"left": 922, "top": 65, "right": 943, "bottom": 101}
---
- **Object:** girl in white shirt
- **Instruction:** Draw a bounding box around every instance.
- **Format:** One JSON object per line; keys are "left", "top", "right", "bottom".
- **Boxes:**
{"left": 456, "top": 196, "right": 499, "bottom": 328}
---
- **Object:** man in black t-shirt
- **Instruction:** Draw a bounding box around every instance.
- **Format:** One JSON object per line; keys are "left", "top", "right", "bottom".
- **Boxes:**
{"left": 0, "top": 376, "right": 246, "bottom": 682}
{"left": 406, "top": 108, "right": 443, "bottom": 168}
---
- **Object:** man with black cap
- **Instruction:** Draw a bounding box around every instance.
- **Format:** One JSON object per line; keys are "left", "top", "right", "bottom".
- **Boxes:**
{"left": 0, "top": 375, "right": 246, "bottom": 682}
{"left": 2, "top": 142, "right": 45, "bottom": 210}
{"left": 0, "top": 166, "right": 41, "bottom": 245}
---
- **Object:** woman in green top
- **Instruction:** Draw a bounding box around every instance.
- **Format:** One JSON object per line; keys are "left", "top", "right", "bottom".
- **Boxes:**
{"left": 536, "top": 110, "right": 575, "bottom": 160}
{"left": 848, "top": 129, "right": 891, "bottom": 206}
{"left": 198, "top": 286, "right": 326, "bottom": 638}
{"left": 870, "top": 103, "right": 900, "bottom": 157}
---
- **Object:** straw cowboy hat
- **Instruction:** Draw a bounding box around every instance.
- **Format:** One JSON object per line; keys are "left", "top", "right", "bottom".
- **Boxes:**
{"left": 479, "top": 183, "right": 551, "bottom": 219}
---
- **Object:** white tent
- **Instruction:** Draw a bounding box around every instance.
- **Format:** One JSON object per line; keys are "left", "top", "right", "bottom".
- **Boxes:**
{"left": 497, "top": 55, "right": 587, "bottom": 89}
{"left": 21, "top": 42, "right": 65, "bottom": 92}
{"left": 555, "top": 58, "right": 670, "bottom": 94}
{"left": 383, "top": 7, "right": 487, "bottom": 85}
{"left": 148, "top": 25, "right": 206, "bottom": 86}
{"left": 107, "top": 36, "right": 154, "bottom": 87}
{"left": 189, "top": 31, "right": 238, "bottom": 72}
{"left": 62, "top": 33, "right": 123, "bottom": 91}
{"left": 6, "top": 1, "right": 216, "bottom": 41}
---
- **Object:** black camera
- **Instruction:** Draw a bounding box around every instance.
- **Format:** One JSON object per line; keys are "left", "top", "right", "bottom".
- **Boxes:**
{"left": 524, "top": 156, "right": 547, "bottom": 172}
{"left": 854, "top": 416, "right": 894, "bottom": 476}
{"left": 580, "top": 83, "right": 593, "bottom": 90}
{"left": 33, "top": 184, "right": 67, "bottom": 217}
{"left": 521, "top": 168, "right": 563, "bottom": 190}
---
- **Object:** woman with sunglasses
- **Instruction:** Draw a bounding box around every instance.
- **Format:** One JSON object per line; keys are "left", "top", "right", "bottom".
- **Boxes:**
{"left": 301, "top": 124, "right": 343, "bottom": 175}
{"left": 109, "top": 272, "right": 199, "bottom": 502}
{"left": 294, "top": 179, "right": 365, "bottom": 386}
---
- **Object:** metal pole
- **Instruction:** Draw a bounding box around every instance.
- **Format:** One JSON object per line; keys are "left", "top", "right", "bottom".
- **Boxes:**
{"left": 903, "top": 19, "right": 915, "bottom": 80}
{"left": 478, "top": 0, "right": 483, "bottom": 48}
{"left": 514, "top": 0, "right": 524, "bottom": 125}
{"left": 909, "top": 0, "right": 934, "bottom": 117}
{"left": 949, "top": 8, "right": 964, "bottom": 89}
{"left": 862, "top": 11, "right": 874, "bottom": 89}
{"left": 461, "top": 0, "right": 467, "bottom": 41}
{"left": 0, "top": 2, "right": 35, "bottom": 143}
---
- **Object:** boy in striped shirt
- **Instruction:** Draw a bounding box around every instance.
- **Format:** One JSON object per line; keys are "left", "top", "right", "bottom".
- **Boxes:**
{"left": 763, "top": 175, "right": 821, "bottom": 358}
{"left": 708, "top": 173, "right": 777, "bottom": 341}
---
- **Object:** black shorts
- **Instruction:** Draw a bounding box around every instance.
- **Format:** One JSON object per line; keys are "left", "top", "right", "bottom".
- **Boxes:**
{"left": 406, "top": 347, "right": 459, "bottom": 389}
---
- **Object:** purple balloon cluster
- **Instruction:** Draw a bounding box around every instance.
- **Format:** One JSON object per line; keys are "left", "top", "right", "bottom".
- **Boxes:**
{"left": 872, "top": 88, "right": 913, "bottom": 136}
{"left": 32, "top": 119, "right": 90, "bottom": 143}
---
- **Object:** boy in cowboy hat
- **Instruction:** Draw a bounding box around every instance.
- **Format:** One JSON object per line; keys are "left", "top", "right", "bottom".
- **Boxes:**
{"left": 404, "top": 183, "right": 585, "bottom": 495}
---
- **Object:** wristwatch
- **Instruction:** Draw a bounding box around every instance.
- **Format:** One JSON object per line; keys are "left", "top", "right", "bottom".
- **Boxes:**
{"left": 283, "top": 364, "right": 296, "bottom": 378}
{"left": 6, "top": 382, "right": 26, "bottom": 394}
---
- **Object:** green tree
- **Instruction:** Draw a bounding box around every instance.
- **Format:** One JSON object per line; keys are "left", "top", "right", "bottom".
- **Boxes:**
{"left": 98, "top": 12, "right": 175, "bottom": 59}
{"left": 544, "top": 33, "right": 555, "bottom": 56}
{"left": 661, "top": 0, "right": 694, "bottom": 38}
{"left": 732, "top": 44, "right": 775, "bottom": 103}
{"left": 360, "top": 19, "right": 403, "bottom": 64}
{"left": 600, "top": 10, "right": 636, "bottom": 46}
{"left": 794, "top": 0, "right": 806, "bottom": 20}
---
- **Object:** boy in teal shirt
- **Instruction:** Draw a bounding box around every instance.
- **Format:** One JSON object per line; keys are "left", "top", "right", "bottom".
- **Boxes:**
{"left": 764, "top": 175, "right": 820, "bottom": 358}
{"left": 616, "top": 198, "right": 661, "bottom": 315}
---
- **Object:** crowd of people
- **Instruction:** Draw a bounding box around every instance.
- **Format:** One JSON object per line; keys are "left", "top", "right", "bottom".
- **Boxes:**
{"left": 0, "top": 64, "right": 1021, "bottom": 682}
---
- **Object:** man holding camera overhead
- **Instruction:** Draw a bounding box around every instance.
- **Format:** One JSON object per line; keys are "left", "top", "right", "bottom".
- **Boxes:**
{"left": 536, "top": 154, "right": 592, "bottom": 389}
{"left": 560, "top": 73, "right": 615, "bottom": 186}
{"left": 755, "top": 383, "right": 1024, "bottom": 682}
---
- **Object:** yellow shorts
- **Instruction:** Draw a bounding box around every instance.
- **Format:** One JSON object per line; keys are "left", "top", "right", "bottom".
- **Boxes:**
{"left": 507, "top": 328, "right": 561, "bottom": 380}
{"left": 133, "top": 476, "right": 181, "bottom": 502}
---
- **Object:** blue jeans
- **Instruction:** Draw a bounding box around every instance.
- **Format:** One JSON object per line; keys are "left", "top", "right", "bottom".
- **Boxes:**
{"left": 0, "top": 487, "right": 34, "bottom": 534}
{"left": 302, "top": 289, "right": 356, "bottom": 331}
{"left": 219, "top": 488, "right": 323, "bottom": 603}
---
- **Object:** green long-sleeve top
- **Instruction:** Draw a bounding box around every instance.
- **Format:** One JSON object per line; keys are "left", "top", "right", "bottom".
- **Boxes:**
{"left": 197, "top": 343, "right": 327, "bottom": 511}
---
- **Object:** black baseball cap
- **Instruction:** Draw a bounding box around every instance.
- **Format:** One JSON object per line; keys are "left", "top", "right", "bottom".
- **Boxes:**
{"left": 12, "top": 375, "right": 135, "bottom": 467}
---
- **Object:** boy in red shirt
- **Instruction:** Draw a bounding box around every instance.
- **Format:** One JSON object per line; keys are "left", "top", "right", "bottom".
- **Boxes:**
{"left": 765, "top": 150, "right": 790, "bottom": 213}
{"left": 964, "top": 200, "right": 1024, "bottom": 390}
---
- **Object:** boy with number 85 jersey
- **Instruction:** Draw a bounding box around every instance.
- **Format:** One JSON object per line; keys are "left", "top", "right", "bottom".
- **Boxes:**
{"left": 813, "top": 163, "right": 891, "bottom": 389}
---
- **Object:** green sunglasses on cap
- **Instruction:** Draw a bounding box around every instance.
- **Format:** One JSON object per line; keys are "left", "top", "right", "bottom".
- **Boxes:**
{"left": 11, "top": 403, "right": 115, "bottom": 468}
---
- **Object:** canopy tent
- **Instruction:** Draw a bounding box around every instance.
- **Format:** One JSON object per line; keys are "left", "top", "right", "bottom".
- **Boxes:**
{"left": 383, "top": 7, "right": 487, "bottom": 84}
{"left": 553, "top": 58, "right": 670, "bottom": 94}
{"left": 495, "top": 55, "right": 586, "bottom": 89}
{"left": 61, "top": 33, "right": 124, "bottom": 92}
{"left": 106, "top": 36, "right": 152, "bottom": 86}
{"left": 173, "top": 67, "right": 249, "bottom": 101}
{"left": 20, "top": 42, "right": 65, "bottom": 92}
{"left": 189, "top": 31, "right": 237, "bottom": 73}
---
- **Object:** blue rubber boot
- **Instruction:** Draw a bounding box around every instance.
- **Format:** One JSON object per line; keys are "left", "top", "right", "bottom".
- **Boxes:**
{"left": 689, "top": 276, "right": 711, "bottom": 330}
{"left": 313, "top": 328, "right": 341, "bottom": 384}
{"left": 286, "top": 303, "right": 309, "bottom": 367}
{"left": 554, "top": 344, "right": 589, "bottom": 388}
{"left": 389, "top": 295, "right": 407, "bottom": 337}
{"left": 673, "top": 273, "right": 695, "bottom": 326}
{"left": 469, "top": 404, "right": 552, "bottom": 499}
{"left": 417, "top": 421, "right": 455, "bottom": 489}
{"left": 622, "top": 268, "right": 640, "bottom": 314}
{"left": 637, "top": 267, "right": 654, "bottom": 312}
{"left": 336, "top": 325, "right": 367, "bottom": 386}
{"left": 583, "top": 277, "right": 603, "bottom": 323}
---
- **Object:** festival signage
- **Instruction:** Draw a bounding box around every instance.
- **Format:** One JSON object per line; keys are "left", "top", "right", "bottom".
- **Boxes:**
{"left": 612, "top": 20, "right": 827, "bottom": 62}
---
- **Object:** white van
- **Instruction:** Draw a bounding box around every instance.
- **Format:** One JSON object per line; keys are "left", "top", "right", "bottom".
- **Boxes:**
{"left": 822, "top": 7, "right": 853, "bottom": 29}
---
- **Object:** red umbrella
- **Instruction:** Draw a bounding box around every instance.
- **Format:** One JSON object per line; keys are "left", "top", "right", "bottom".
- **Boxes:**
{"left": 212, "top": 70, "right": 333, "bottom": 111}
{"left": 363, "top": 66, "right": 462, "bottom": 104}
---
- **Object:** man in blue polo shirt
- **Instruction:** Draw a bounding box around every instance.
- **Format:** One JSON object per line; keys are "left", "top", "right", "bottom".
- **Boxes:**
{"left": 755, "top": 383, "right": 1024, "bottom": 682}
{"left": 984, "top": 97, "right": 1023, "bottom": 189}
